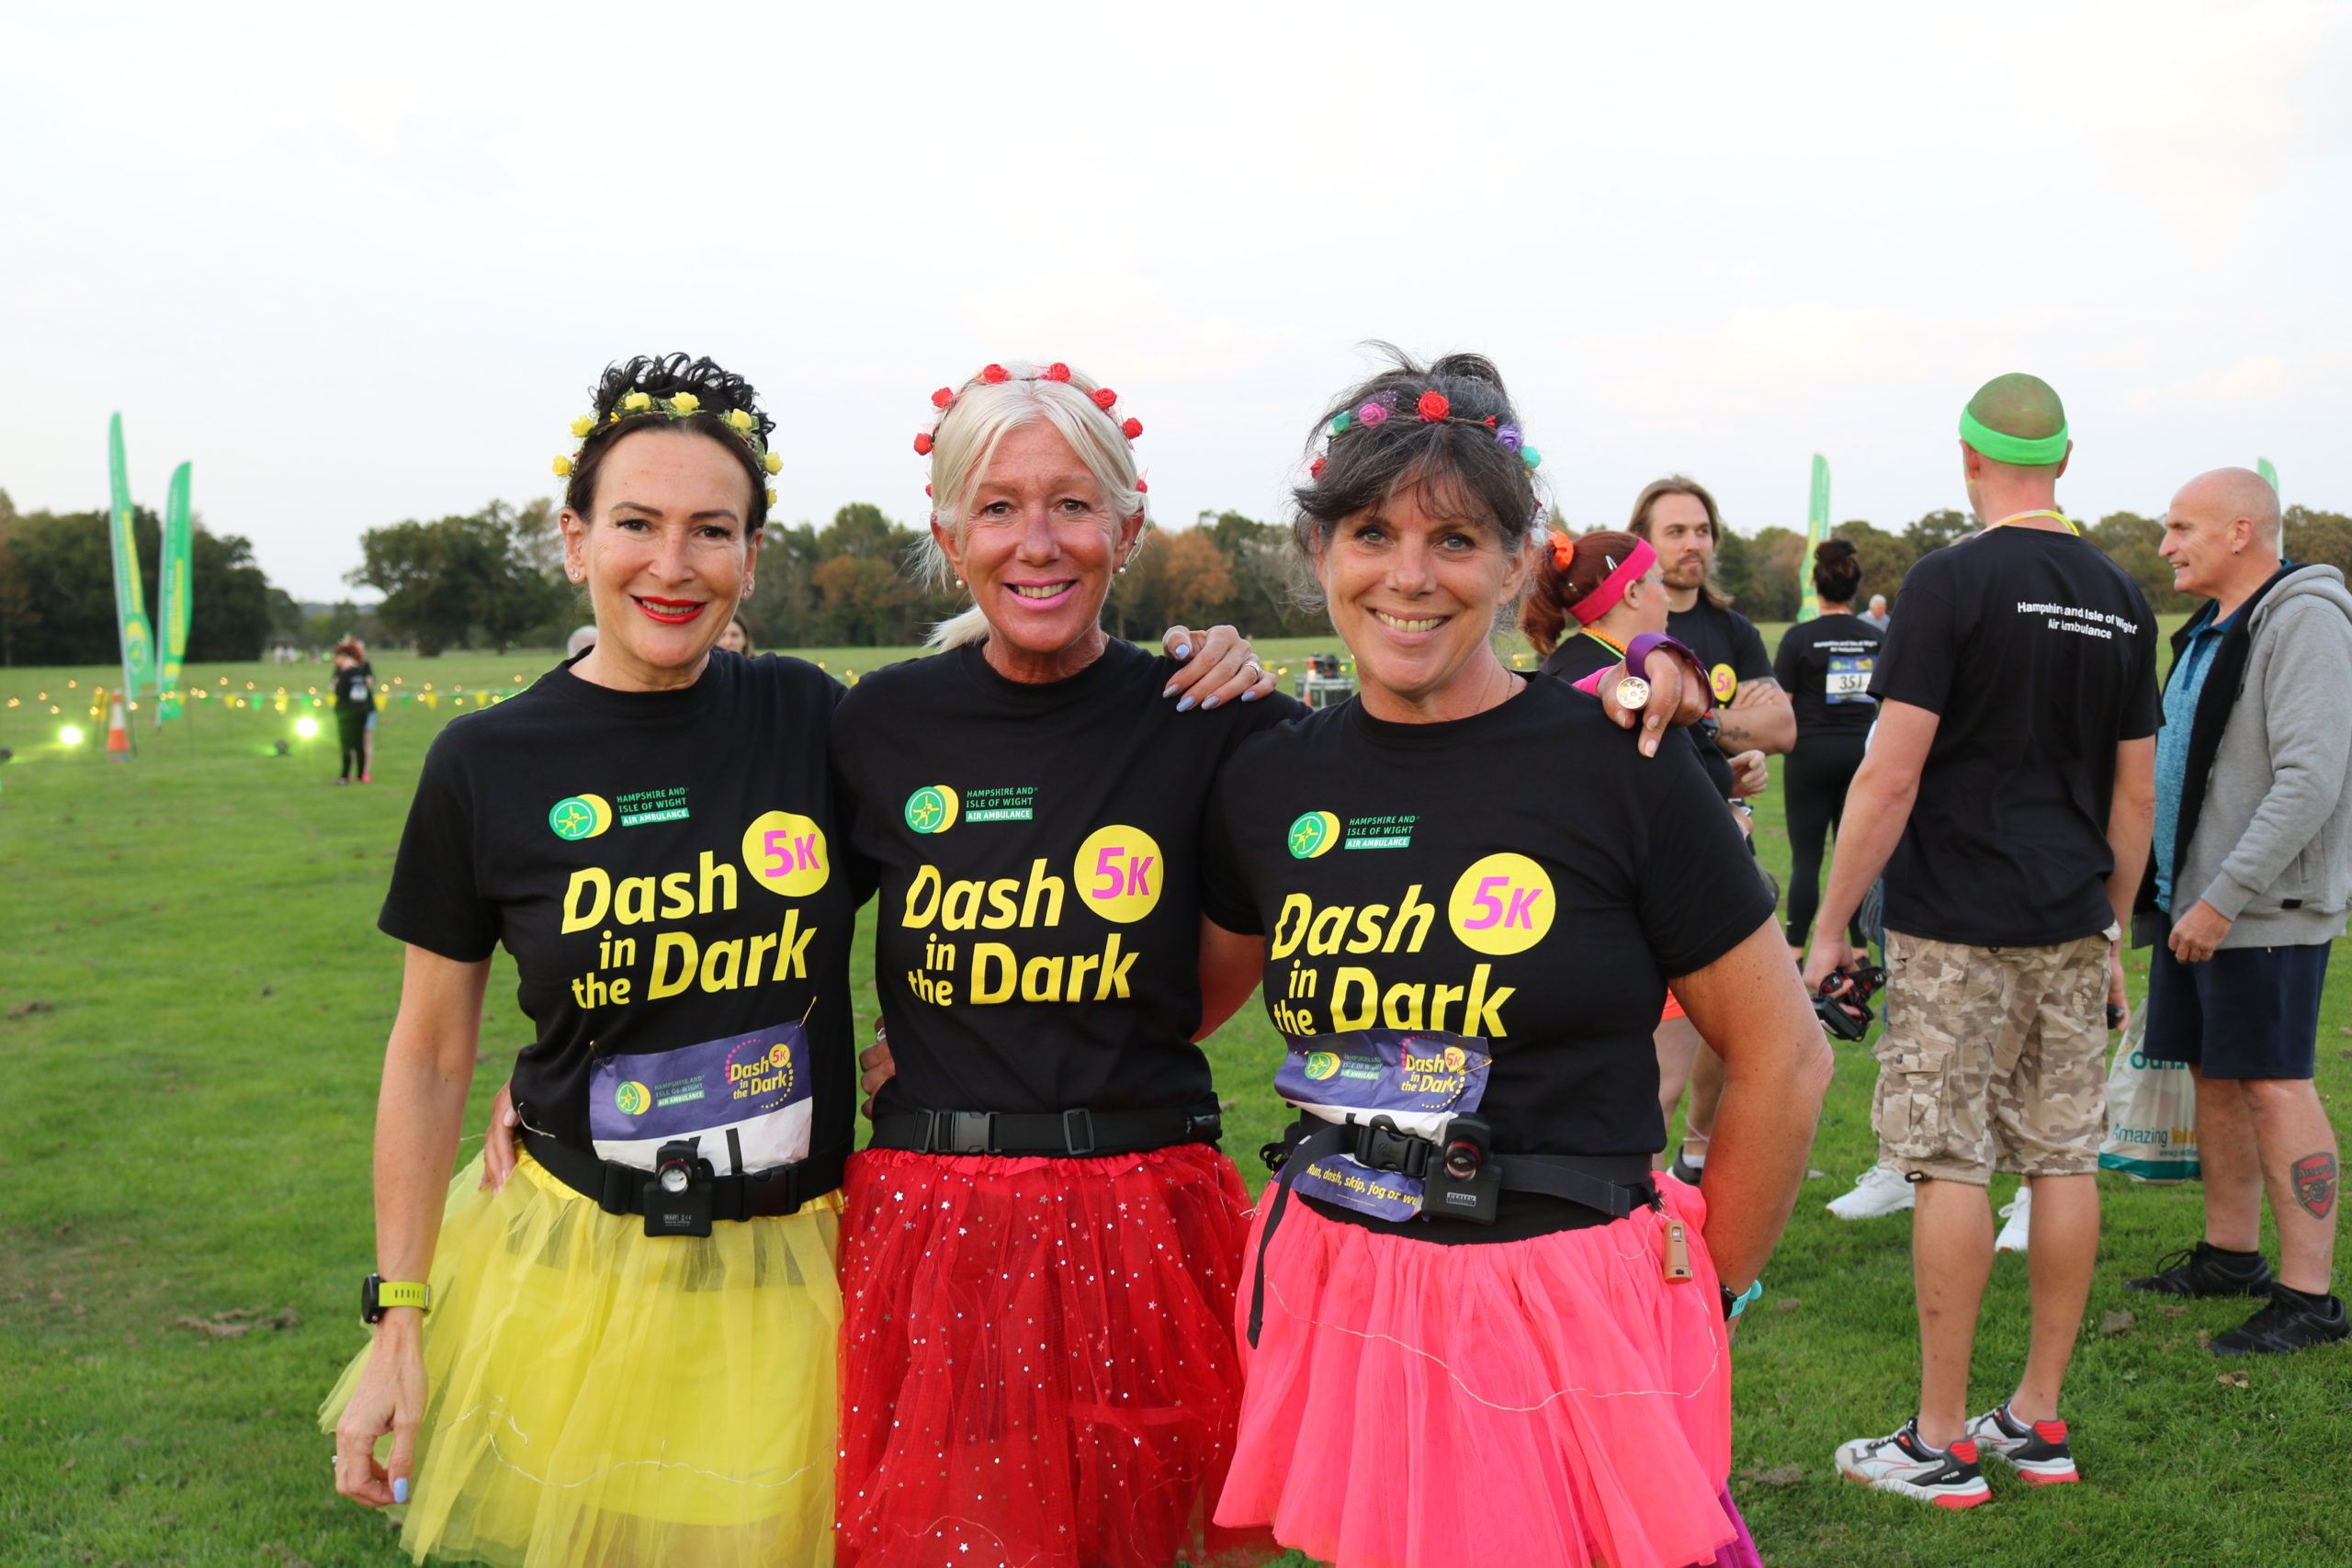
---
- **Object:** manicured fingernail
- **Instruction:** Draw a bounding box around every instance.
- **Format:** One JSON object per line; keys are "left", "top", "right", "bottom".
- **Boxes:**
{"left": 1202, "top": 695, "right": 1221, "bottom": 710}
{"left": 1176, "top": 695, "right": 1196, "bottom": 713}
{"left": 392, "top": 1477, "right": 410, "bottom": 1504}
{"left": 1161, "top": 682, "right": 1179, "bottom": 698}
{"left": 1241, "top": 690, "right": 1261, "bottom": 702}
{"left": 1174, "top": 643, "right": 1192, "bottom": 660}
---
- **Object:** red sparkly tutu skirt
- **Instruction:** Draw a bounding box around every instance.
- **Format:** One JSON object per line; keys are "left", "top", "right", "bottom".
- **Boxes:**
{"left": 1216, "top": 1175, "right": 1758, "bottom": 1568}
{"left": 836, "top": 1144, "right": 1276, "bottom": 1568}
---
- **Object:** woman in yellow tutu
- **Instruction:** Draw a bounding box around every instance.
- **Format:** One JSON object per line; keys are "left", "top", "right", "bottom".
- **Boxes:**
{"left": 324, "top": 354, "right": 856, "bottom": 1568}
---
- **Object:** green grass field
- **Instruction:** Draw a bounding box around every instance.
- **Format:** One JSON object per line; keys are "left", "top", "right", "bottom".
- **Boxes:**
{"left": 3, "top": 639, "right": 2346, "bottom": 1568}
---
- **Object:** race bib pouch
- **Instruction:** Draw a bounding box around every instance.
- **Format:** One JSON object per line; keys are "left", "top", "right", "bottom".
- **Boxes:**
{"left": 1275, "top": 1029, "right": 1491, "bottom": 1224}
{"left": 1826, "top": 653, "right": 1876, "bottom": 704}
{"left": 589, "top": 1021, "right": 814, "bottom": 1176}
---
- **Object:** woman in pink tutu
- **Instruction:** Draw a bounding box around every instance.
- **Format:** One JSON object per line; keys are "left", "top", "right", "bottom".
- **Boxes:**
{"left": 1200, "top": 351, "right": 1832, "bottom": 1568}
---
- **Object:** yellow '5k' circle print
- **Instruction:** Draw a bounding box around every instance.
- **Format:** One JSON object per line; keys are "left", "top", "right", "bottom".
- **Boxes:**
{"left": 741, "top": 811, "right": 831, "bottom": 898}
{"left": 1446, "top": 852, "right": 1556, "bottom": 956}
{"left": 1073, "top": 824, "right": 1165, "bottom": 924}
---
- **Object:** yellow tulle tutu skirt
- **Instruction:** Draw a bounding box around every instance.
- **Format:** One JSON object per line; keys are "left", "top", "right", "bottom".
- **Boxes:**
{"left": 320, "top": 1151, "right": 842, "bottom": 1568}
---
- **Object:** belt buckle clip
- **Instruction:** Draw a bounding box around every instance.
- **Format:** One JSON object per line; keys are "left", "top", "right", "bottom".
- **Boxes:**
{"left": 1061, "top": 1108, "right": 1096, "bottom": 1156}
{"left": 934, "top": 1110, "right": 995, "bottom": 1155}
{"left": 1354, "top": 1114, "right": 1429, "bottom": 1179}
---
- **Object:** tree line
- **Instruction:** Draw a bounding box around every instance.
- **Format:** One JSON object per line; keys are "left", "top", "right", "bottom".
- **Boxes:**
{"left": 0, "top": 490, "right": 279, "bottom": 666}
{"left": 13, "top": 484, "right": 2349, "bottom": 669}
{"left": 1715, "top": 505, "right": 2352, "bottom": 623}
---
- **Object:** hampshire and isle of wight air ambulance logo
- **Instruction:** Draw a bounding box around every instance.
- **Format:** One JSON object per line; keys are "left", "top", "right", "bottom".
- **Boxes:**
{"left": 613, "top": 1079, "right": 651, "bottom": 1115}
{"left": 549, "top": 794, "right": 615, "bottom": 840}
{"left": 1304, "top": 1051, "right": 1340, "bottom": 1080}
{"left": 905, "top": 785, "right": 960, "bottom": 835}
{"left": 1287, "top": 811, "right": 1341, "bottom": 860}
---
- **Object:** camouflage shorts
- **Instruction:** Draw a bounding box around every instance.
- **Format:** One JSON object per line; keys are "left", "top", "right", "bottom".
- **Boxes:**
{"left": 1871, "top": 928, "right": 2115, "bottom": 1186}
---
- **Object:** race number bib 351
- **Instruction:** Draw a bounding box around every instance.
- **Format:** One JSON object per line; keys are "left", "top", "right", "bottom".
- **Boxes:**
{"left": 1275, "top": 1028, "right": 1491, "bottom": 1223}
{"left": 589, "top": 1021, "right": 813, "bottom": 1173}
{"left": 1826, "top": 654, "right": 1876, "bottom": 705}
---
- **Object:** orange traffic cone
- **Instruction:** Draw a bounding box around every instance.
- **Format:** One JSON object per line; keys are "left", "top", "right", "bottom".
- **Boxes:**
{"left": 107, "top": 692, "right": 130, "bottom": 758}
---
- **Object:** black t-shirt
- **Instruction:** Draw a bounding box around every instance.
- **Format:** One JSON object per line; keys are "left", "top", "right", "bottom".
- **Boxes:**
{"left": 1774, "top": 614, "right": 1884, "bottom": 739}
{"left": 1202, "top": 675, "right": 1773, "bottom": 1242}
{"left": 379, "top": 651, "right": 860, "bottom": 1168}
{"left": 832, "top": 638, "right": 1301, "bottom": 1124}
{"left": 1539, "top": 630, "right": 1736, "bottom": 800}
{"left": 334, "top": 661, "right": 376, "bottom": 713}
{"left": 1870, "top": 527, "right": 2161, "bottom": 947}
{"left": 1667, "top": 599, "right": 1773, "bottom": 707}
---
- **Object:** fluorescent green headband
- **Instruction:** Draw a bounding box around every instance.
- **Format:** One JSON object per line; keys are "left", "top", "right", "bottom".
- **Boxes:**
{"left": 1959, "top": 406, "right": 2069, "bottom": 466}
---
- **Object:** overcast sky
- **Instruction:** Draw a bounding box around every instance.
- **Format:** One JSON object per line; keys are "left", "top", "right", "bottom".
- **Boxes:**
{"left": 6, "top": 0, "right": 2347, "bottom": 602}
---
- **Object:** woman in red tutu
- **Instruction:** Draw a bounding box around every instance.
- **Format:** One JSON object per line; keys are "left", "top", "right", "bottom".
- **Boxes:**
{"left": 1200, "top": 352, "right": 1832, "bottom": 1568}
{"left": 827, "top": 360, "right": 1293, "bottom": 1567}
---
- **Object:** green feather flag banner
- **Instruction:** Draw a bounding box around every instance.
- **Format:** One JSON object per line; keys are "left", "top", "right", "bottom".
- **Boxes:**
{"left": 107, "top": 413, "right": 156, "bottom": 733}
{"left": 2258, "top": 458, "right": 2279, "bottom": 494}
{"left": 157, "top": 461, "right": 193, "bottom": 722}
{"left": 1796, "top": 453, "right": 1831, "bottom": 623}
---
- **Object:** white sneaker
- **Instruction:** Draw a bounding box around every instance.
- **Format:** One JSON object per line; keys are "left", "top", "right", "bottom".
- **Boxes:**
{"left": 1995, "top": 1187, "right": 2032, "bottom": 1254}
{"left": 1826, "top": 1163, "right": 1916, "bottom": 1220}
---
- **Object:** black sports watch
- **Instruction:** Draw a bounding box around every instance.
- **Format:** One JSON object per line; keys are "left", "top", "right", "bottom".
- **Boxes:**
{"left": 361, "top": 1273, "right": 431, "bottom": 1325}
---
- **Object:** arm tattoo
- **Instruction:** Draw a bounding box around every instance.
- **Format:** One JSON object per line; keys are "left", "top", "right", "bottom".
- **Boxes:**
{"left": 2292, "top": 1152, "right": 2338, "bottom": 1219}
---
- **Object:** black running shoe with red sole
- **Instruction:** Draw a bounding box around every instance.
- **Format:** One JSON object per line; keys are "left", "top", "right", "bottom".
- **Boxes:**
{"left": 1964, "top": 1403, "right": 2078, "bottom": 1485}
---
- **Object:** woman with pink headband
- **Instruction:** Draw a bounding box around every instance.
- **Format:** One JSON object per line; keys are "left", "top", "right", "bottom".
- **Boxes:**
{"left": 1204, "top": 352, "right": 1830, "bottom": 1568}
{"left": 1528, "top": 529, "right": 1773, "bottom": 1182}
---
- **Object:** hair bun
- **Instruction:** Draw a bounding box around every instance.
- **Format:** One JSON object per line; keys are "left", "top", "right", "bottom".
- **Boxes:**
{"left": 594, "top": 353, "right": 774, "bottom": 446}
{"left": 1427, "top": 352, "right": 1509, "bottom": 396}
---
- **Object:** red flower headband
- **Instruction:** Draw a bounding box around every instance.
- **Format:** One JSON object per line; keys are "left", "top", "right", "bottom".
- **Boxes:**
{"left": 913, "top": 362, "right": 1144, "bottom": 457}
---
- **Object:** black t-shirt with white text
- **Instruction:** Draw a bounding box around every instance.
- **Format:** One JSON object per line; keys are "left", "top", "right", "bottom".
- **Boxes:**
{"left": 379, "top": 651, "right": 859, "bottom": 1167}
{"left": 1774, "top": 614, "right": 1884, "bottom": 739}
{"left": 334, "top": 662, "right": 376, "bottom": 713}
{"left": 833, "top": 639, "right": 1301, "bottom": 1124}
{"left": 1668, "top": 599, "right": 1773, "bottom": 706}
{"left": 1870, "top": 527, "right": 2160, "bottom": 947}
{"left": 1202, "top": 676, "right": 1772, "bottom": 1241}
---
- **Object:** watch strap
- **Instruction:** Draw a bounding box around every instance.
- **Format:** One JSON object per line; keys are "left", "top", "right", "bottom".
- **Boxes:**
{"left": 1623, "top": 632, "right": 1713, "bottom": 712}
{"left": 377, "top": 1280, "right": 431, "bottom": 1313}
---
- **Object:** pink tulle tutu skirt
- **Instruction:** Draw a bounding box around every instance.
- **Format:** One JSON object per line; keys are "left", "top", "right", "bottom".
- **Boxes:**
{"left": 1216, "top": 1176, "right": 1750, "bottom": 1568}
{"left": 836, "top": 1144, "right": 1276, "bottom": 1568}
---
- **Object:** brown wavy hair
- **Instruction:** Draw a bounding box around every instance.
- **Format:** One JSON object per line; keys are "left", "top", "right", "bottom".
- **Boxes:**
{"left": 1628, "top": 475, "right": 1732, "bottom": 612}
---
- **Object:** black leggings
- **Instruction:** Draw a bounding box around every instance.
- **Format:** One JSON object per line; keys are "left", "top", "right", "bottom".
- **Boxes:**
{"left": 1781, "top": 731, "right": 1870, "bottom": 947}
{"left": 337, "top": 707, "right": 368, "bottom": 780}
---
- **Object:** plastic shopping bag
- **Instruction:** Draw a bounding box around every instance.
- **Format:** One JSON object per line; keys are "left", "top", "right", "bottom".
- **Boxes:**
{"left": 2098, "top": 1010, "right": 2200, "bottom": 1184}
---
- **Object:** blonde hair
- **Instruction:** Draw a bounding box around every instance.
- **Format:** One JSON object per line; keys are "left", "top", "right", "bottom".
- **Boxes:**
{"left": 918, "top": 364, "right": 1148, "bottom": 649}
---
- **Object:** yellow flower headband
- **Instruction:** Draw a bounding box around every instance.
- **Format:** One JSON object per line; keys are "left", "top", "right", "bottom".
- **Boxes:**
{"left": 553, "top": 390, "right": 783, "bottom": 507}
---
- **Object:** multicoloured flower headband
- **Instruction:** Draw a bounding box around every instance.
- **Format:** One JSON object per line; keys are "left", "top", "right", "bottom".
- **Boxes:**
{"left": 554, "top": 391, "right": 784, "bottom": 508}
{"left": 1307, "top": 388, "right": 1544, "bottom": 480}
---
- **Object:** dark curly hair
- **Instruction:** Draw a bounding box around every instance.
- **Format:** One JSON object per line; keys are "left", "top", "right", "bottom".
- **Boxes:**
{"left": 1292, "top": 346, "right": 1543, "bottom": 563}
{"left": 1812, "top": 537, "right": 1862, "bottom": 604}
{"left": 561, "top": 353, "right": 777, "bottom": 533}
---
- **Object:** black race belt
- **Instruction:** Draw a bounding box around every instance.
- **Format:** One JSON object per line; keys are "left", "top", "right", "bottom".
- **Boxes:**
{"left": 521, "top": 1126, "right": 845, "bottom": 1224}
{"left": 1247, "top": 1116, "right": 1658, "bottom": 1346}
{"left": 866, "top": 1104, "right": 1222, "bottom": 1158}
